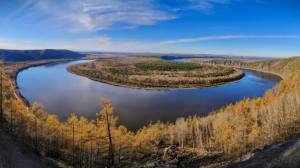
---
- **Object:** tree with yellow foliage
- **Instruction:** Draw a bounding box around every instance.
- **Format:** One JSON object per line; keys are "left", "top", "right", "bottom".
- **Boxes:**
{"left": 96, "top": 98, "right": 117, "bottom": 167}
{"left": 0, "top": 57, "right": 299, "bottom": 167}
{"left": 30, "top": 102, "right": 47, "bottom": 150}
{"left": 67, "top": 113, "right": 79, "bottom": 165}
{"left": 0, "top": 62, "right": 3, "bottom": 121}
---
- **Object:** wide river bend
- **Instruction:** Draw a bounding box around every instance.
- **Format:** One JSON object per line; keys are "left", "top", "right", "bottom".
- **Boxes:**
{"left": 17, "top": 60, "right": 280, "bottom": 131}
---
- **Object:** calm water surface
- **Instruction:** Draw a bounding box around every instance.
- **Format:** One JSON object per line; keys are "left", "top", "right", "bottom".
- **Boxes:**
{"left": 17, "top": 60, "right": 280, "bottom": 130}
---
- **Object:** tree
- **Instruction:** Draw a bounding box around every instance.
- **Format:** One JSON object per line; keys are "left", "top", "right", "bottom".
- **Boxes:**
{"left": 97, "top": 98, "right": 117, "bottom": 167}
{"left": 67, "top": 113, "right": 79, "bottom": 165}
{"left": 175, "top": 118, "right": 188, "bottom": 148}
{"left": 113, "top": 125, "right": 135, "bottom": 166}
{"left": 30, "top": 102, "right": 47, "bottom": 150}
{"left": 0, "top": 62, "right": 3, "bottom": 121}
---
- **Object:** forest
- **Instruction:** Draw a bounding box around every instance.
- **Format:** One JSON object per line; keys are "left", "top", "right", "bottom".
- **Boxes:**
{"left": 0, "top": 57, "right": 300, "bottom": 167}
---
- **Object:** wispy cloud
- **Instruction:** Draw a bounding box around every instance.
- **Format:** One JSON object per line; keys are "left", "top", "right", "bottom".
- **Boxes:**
{"left": 17, "top": 0, "right": 233, "bottom": 32}
{"left": 1, "top": 34, "right": 300, "bottom": 57}
{"left": 188, "top": 0, "right": 230, "bottom": 12}
{"left": 0, "top": 38, "right": 36, "bottom": 50}
{"left": 52, "top": 35, "right": 300, "bottom": 53}
{"left": 23, "top": 0, "right": 175, "bottom": 32}
{"left": 160, "top": 35, "right": 300, "bottom": 44}
{"left": 61, "top": 36, "right": 165, "bottom": 52}
{"left": 2, "top": 34, "right": 300, "bottom": 53}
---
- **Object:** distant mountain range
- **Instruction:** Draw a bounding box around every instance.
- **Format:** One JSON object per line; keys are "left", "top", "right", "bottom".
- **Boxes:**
{"left": 0, "top": 49, "right": 82, "bottom": 62}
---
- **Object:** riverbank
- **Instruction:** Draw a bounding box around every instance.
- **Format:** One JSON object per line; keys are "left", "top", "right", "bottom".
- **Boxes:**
{"left": 188, "top": 58, "right": 288, "bottom": 80}
{"left": 67, "top": 56, "right": 245, "bottom": 89}
{"left": 4, "top": 59, "right": 76, "bottom": 106}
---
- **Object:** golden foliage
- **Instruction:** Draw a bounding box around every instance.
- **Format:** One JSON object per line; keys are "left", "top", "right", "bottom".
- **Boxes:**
{"left": 1, "top": 57, "right": 300, "bottom": 167}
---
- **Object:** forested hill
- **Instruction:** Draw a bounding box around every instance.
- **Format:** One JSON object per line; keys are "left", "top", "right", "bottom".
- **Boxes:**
{"left": 204, "top": 56, "right": 300, "bottom": 79}
{"left": 0, "top": 49, "right": 82, "bottom": 62}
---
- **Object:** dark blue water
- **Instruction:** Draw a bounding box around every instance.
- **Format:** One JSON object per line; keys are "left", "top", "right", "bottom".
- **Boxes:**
{"left": 17, "top": 60, "right": 280, "bottom": 130}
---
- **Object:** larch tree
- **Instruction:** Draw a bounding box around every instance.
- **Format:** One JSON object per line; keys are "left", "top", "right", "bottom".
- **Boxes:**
{"left": 31, "top": 102, "right": 47, "bottom": 150}
{"left": 175, "top": 118, "right": 188, "bottom": 148}
{"left": 97, "top": 98, "right": 117, "bottom": 167}
{"left": 0, "top": 62, "right": 3, "bottom": 121}
{"left": 45, "top": 114, "right": 61, "bottom": 156}
{"left": 67, "top": 113, "right": 79, "bottom": 165}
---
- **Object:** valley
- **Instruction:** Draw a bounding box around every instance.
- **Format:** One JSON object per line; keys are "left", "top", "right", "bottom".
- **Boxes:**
{"left": 1, "top": 54, "right": 299, "bottom": 167}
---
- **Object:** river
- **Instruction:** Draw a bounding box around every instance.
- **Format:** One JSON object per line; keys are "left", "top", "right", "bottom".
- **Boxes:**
{"left": 17, "top": 59, "right": 280, "bottom": 131}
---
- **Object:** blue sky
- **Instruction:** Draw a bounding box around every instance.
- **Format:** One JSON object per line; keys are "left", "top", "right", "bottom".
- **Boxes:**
{"left": 0, "top": 0, "right": 299, "bottom": 57}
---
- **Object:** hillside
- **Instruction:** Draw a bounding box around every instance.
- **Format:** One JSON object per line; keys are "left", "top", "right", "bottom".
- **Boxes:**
{"left": 202, "top": 57, "right": 300, "bottom": 79}
{"left": 229, "top": 136, "right": 300, "bottom": 168}
{"left": 0, "top": 127, "right": 62, "bottom": 168}
{"left": 0, "top": 49, "right": 82, "bottom": 62}
{"left": 1, "top": 56, "right": 300, "bottom": 167}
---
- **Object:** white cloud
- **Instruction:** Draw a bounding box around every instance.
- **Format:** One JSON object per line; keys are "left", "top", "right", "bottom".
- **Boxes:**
{"left": 18, "top": 0, "right": 235, "bottom": 32}
{"left": 58, "top": 35, "right": 300, "bottom": 55}
{"left": 0, "top": 36, "right": 165, "bottom": 52}
{"left": 160, "top": 35, "right": 300, "bottom": 44}
{"left": 24, "top": 0, "right": 175, "bottom": 32}
{"left": 2, "top": 35, "right": 300, "bottom": 54}
{"left": 1, "top": 34, "right": 300, "bottom": 57}
{"left": 188, "top": 0, "right": 230, "bottom": 11}
{"left": 61, "top": 36, "right": 165, "bottom": 52}
{"left": 0, "top": 38, "right": 36, "bottom": 50}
